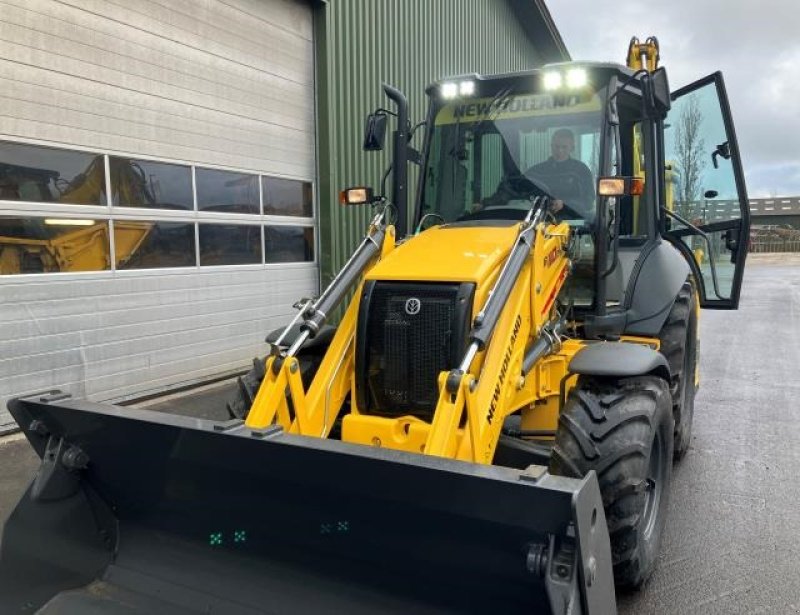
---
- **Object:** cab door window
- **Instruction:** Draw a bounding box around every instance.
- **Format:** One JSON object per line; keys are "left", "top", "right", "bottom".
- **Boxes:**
{"left": 663, "top": 72, "right": 749, "bottom": 308}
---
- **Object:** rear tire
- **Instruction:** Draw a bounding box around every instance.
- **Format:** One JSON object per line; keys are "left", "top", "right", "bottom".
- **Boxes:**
{"left": 227, "top": 357, "right": 266, "bottom": 420}
{"left": 227, "top": 325, "right": 335, "bottom": 420}
{"left": 549, "top": 376, "right": 674, "bottom": 589}
{"left": 659, "top": 281, "right": 698, "bottom": 460}
{"left": 226, "top": 353, "right": 327, "bottom": 420}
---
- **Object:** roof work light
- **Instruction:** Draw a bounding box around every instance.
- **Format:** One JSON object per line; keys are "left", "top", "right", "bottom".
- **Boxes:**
{"left": 441, "top": 82, "right": 459, "bottom": 99}
{"left": 543, "top": 67, "right": 588, "bottom": 91}
{"left": 543, "top": 71, "right": 562, "bottom": 90}
{"left": 566, "top": 68, "right": 588, "bottom": 88}
{"left": 441, "top": 80, "right": 475, "bottom": 99}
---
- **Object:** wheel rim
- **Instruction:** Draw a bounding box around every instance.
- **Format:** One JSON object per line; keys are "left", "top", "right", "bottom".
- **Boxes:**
{"left": 643, "top": 431, "right": 665, "bottom": 541}
{"left": 680, "top": 343, "right": 690, "bottom": 407}
{"left": 678, "top": 320, "right": 696, "bottom": 443}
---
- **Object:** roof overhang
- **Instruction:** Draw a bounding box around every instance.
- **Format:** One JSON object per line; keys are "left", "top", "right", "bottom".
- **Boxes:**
{"left": 509, "top": 0, "right": 570, "bottom": 63}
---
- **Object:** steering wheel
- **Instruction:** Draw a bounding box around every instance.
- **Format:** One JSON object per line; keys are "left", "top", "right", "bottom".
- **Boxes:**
{"left": 511, "top": 174, "right": 593, "bottom": 220}
{"left": 497, "top": 172, "right": 552, "bottom": 201}
{"left": 552, "top": 201, "right": 586, "bottom": 221}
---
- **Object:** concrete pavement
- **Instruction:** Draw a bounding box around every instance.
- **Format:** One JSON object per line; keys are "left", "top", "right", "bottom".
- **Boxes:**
{"left": 619, "top": 253, "right": 800, "bottom": 613}
{"left": 0, "top": 434, "right": 36, "bottom": 525}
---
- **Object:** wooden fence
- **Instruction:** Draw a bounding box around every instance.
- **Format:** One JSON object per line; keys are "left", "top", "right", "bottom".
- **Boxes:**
{"left": 750, "top": 239, "right": 800, "bottom": 253}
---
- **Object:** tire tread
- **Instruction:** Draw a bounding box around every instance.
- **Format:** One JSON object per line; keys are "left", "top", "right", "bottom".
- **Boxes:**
{"left": 549, "top": 375, "right": 674, "bottom": 589}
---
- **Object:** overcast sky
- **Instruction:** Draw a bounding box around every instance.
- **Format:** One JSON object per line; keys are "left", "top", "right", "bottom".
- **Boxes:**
{"left": 548, "top": 1, "right": 799, "bottom": 198}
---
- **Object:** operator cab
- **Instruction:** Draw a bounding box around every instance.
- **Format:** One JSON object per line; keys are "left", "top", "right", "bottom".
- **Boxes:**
{"left": 418, "top": 66, "right": 611, "bottom": 230}
{"left": 417, "top": 64, "right": 647, "bottom": 313}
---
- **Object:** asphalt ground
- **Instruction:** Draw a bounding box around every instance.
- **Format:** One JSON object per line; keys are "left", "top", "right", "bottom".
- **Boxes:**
{"left": 1, "top": 252, "right": 799, "bottom": 613}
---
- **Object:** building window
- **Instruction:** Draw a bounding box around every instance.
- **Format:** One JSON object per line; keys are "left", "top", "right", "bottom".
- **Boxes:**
{"left": 199, "top": 223, "right": 262, "bottom": 266}
{"left": 262, "top": 177, "right": 312, "bottom": 217}
{"left": 196, "top": 168, "right": 260, "bottom": 215}
{"left": 110, "top": 158, "right": 193, "bottom": 210}
{"left": 0, "top": 141, "right": 106, "bottom": 205}
{"left": 264, "top": 225, "right": 314, "bottom": 263}
{"left": 0, "top": 139, "right": 316, "bottom": 275}
{"left": 114, "top": 220, "right": 196, "bottom": 269}
{"left": 0, "top": 216, "right": 110, "bottom": 274}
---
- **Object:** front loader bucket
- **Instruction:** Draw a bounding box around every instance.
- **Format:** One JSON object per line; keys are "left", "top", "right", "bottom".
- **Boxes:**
{"left": 1, "top": 393, "right": 616, "bottom": 614}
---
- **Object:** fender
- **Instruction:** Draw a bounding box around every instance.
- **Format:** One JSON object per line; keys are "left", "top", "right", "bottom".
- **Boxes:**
{"left": 569, "top": 341, "right": 670, "bottom": 381}
{"left": 624, "top": 239, "right": 691, "bottom": 336}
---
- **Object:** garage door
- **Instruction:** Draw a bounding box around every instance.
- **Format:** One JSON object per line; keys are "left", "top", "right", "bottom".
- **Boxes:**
{"left": 0, "top": 0, "right": 317, "bottom": 431}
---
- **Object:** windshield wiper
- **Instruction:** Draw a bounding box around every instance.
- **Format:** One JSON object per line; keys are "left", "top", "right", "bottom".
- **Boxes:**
{"left": 473, "top": 85, "right": 516, "bottom": 132}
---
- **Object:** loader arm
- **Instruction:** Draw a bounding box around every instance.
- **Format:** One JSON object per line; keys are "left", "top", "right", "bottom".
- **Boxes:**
{"left": 244, "top": 213, "right": 396, "bottom": 434}
{"left": 245, "top": 291, "right": 358, "bottom": 435}
{"left": 427, "top": 216, "right": 572, "bottom": 463}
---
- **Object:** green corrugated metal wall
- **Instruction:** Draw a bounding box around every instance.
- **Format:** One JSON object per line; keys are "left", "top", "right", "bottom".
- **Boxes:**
{"left": 314, "top": 0, "right": 563, "bottom": 287}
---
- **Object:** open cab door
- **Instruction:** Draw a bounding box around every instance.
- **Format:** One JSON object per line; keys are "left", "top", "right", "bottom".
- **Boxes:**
{"left": 663, "top": 72, "right": 750, "bottom": 309}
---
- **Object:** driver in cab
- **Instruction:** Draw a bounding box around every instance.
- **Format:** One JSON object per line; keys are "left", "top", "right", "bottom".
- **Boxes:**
{"left": 475, "top": 128, "right": 595, "bottom": 218}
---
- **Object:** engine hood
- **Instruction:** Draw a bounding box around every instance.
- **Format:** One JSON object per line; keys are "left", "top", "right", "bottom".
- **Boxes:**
{"left": 365, "top": 224, "right": 519, "bottom": 283}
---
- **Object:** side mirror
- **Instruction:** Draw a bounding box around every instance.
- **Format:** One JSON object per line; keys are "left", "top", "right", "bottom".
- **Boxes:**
{"left": 363, "top": 112, "right": 388, "bottom": 151}
{"left": 724, "top": 228, "right": 739, "bottom": 263}
{"left": 650, "top": 67, "right": 671, "bottom": 114}
{"left": 704, "top": 189, "right": 719, "bottom": 199}
{"left": 711, "top": 141, "right": 731, "bottom": 169}
{"left": 339, "top": 186, "right": 377, "bottom": 206}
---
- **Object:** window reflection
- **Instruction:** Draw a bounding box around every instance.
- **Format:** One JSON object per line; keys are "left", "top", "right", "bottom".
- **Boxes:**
{"left": 664, "top": 83, "right": 741, "bottom": 219}
{"left": 264, "top": 225, "right": 314, "bottom": 263}
{"left": 0, "top": 140, "right": 318, "bottom": 275}
{"left": 110, "top": 158, "right": 192, "bottom": 210}
{"left": 0, "top": 141, "right": 106, "bottom": 205}
{"left": 199, "top": 223, "right": 261, "bottom": 265}
{"left": 196, "top": 168, "right": 259, "bottom": 214}
{"left": 0, "top": 216, "right": 110, "bottom": 274}
{"left": 115, "top": 221, "right": 195, "bottom": 269}
{"left": 262, "top": 177, "right": 312, "bottom": 217}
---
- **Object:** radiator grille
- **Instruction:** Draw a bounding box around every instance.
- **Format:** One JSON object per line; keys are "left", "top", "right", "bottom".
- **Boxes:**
{"left": 360, "top": 282, "right": 472, "bottom": 417}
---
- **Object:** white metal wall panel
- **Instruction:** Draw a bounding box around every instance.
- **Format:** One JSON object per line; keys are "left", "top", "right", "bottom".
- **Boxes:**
{"left": 0, "top": 0, "right": 316, "bottom": 430}
{"left": 0, "top": 266, "right": 317, "bottom": 415}
{"left": 0, "top": 0, "right": 314, "bottom": 177}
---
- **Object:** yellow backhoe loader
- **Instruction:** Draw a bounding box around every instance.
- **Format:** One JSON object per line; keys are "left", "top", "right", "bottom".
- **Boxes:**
{"left": 0, "top": 156, "right": 157, "bottom": 274}
{"left": 0, "top": 38, "right": 749, "bottom": 614}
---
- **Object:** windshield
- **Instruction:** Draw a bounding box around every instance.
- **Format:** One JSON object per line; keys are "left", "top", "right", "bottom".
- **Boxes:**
{"left": 421, "top": 85, "right": 607, "bottom": 225}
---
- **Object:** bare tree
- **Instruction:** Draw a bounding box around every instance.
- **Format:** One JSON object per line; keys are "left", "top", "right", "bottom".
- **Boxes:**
{"left": 674, "top": 97, "right": 706, "bottom": 220}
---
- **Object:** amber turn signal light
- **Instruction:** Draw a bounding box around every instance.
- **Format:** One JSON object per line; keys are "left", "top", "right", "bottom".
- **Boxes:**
{"left": 339, "top": 186, "right": 375, "bottom": 206}
{"left": 597, "top": 176, "right": 644, "bottom": 197}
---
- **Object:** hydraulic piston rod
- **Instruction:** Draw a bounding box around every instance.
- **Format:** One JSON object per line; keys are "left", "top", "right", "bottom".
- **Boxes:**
{"left": 275, "top": 210, "right": 389, "bottom": 364}
{"left": 449, "top": 199, "right": 547, "bottom": 391}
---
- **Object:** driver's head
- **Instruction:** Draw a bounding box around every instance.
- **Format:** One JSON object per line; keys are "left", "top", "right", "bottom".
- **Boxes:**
{"left": 551, "top": 129, "right": 575, "bottom": 162}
